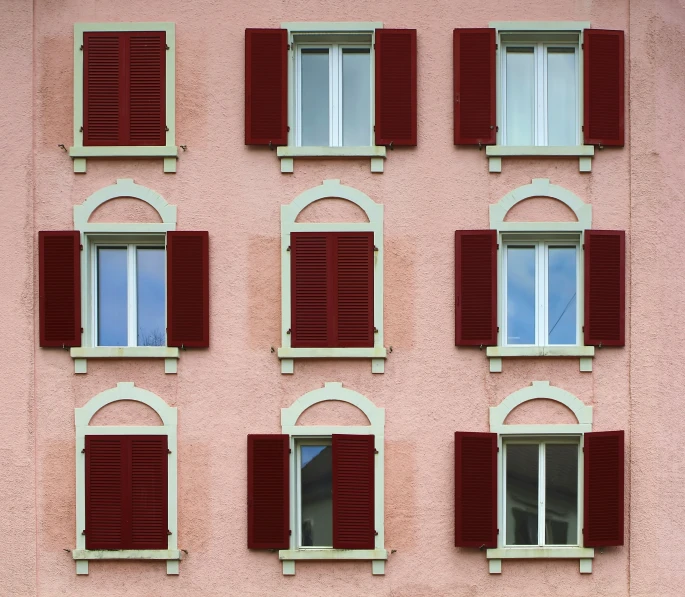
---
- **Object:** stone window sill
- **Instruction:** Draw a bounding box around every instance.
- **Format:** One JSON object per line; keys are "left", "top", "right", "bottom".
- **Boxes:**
{"left": 485, "top": 145, "right": 595, "bottom": 173}
{"left": 72, "top": 549, "right": 183, "bottom": 575}
{"left": 279, "top": 548, "right": 388, "bottom": 575}
{"left": 487, "top": 546, "right": 594, "bottom": 574}
{"left": 277, "top": 145, "right": 387, "bottom": 173}
{"left": 70, "top": 346, "right": 180, "bottom": 374}
{"left": 486, "top": 345, "right": 595, "bottom": 372}
{"left": 277, "top": 346, "right": 387, "bottom": 374}
{"left": 69, "top": 145, "right": 179, "bottom": 173}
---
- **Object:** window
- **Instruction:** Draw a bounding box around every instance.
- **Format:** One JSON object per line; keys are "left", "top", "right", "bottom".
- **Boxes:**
{"left": 297, "top": 441, "right": 333, "bottom": 547}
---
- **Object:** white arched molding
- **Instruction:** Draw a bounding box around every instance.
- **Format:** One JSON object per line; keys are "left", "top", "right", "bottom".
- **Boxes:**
{"left": 278, "top": 180, "right": 386, "bottom": 374}
{"left": 73, "top": 382, "right": 181, "bottom": 575}
{"left": 487, "top": 179, "right": 595, "bottom": 373}
{"left": 279, "top": 382, "right": 387, "bottom": 575}
{"left": 487, "top": 381, "right": 594, "bottom": 574}
{"left": 71, "top": 179, "right": 179, "bottom": 374}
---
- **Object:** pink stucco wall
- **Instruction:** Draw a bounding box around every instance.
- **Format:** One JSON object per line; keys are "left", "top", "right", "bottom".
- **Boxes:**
{"left": 1, "top": 0, "right": 684, "bottom": 594}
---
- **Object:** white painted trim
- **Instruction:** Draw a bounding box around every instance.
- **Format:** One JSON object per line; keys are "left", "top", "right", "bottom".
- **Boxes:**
{"left": 487, "top": 547, "right": 594, "bottom": 558}
{"left": 279, "top": 383, "right": 385, "bottom": 575}
{"left": 486, "top": 346, "right": 594, "bottom": 358}
{"left": 280, "top": 180, "right": 384, "bottom": 374}
{"left": 74, "top": 383, "right": 179, "bottom": 575}
{"left": 490, "top": 21, "right": 590, "bottom": 31}
{"left": 72, "top": 23, "right": 176, "bottom": 173}
{"left": 277, "top": 145, "right": 387, "bottom": 173}
{"left": 71, "top": 347, "right": 178, "bottom": 359}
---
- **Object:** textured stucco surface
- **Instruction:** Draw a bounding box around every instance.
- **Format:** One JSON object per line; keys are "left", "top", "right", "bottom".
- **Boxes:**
{"left": 1, "top": 0, "right": 683, "bottom": 594}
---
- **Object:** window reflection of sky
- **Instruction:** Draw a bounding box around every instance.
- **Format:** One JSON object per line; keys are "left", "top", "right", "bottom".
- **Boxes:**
{"left": 137, "top": 248, "right": 166, "bottom": 346}
{"left": 301, "top": 445, "right": 327, "bottom": 468}
{"left": 98, "top": 248, "right": 128, "bottom": 346}
{"left": 548, "top": 247, "right": 576, "bottom": 344}
{"left": 507, "top": 246, "right": 536, "bottom": 344}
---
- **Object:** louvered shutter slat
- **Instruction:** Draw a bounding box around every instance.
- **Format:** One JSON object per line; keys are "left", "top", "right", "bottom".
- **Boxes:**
{"left": 454, "top": 29, "right": 496, "bottom": 145}
{"left": 332, "top": 435, "right": 375, "bottom": 549}
{"left": 84, "top": 33, "right": 122, "bottom": 146}
{"left": 375, "top": 29, "right": 417, "bottom": 146}
{"left": 455, "top": 432, "right": 497, "bottom": 548}
{"left": 167, "top": 231, "right": 210, "bottom": 348}
{"left": 584, "top": 431, "right": 624, "bottom": 546}
{"left": 247, "top": 435, "right": 290, "bottom": 549}
{"left": 39, "top": 231, "right": 81, "bottom": 347}
{"left": 130, "top": 436, "right": 168, "bottom": 549}
{"left": 455, "top": 230, "right": 497, "bottom": 346}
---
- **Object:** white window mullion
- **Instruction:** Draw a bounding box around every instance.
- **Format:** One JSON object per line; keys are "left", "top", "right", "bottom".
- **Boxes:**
{"left": 538, "top": 442, "right": 546, "bottom": 546}
{"left": 127, "top": 244, "right": 137, "bottom": 347}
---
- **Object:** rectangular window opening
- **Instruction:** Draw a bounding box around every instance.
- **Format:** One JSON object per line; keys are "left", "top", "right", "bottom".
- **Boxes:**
{"left": 298, "top": 440, "right": 333, "bottom": 548}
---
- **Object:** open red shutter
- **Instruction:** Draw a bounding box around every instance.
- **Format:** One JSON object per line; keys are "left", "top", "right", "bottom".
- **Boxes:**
{"left": 336, "top": 233, "right": 374, "bottom": 347}
{"left": 455, "top": 230, "right": 497, "bottom": 346}
{"left": 584, "top": 29, "right": 625, "bottom": 146}
{"left": 245, "top": 29, "right": 288, "bottom": 145}
{"left": 127, "top": 32, "right": 166, "bottom": 146}
{"left": 167, "top": 231, "right": 209, "bottom": 348}
{"left": 375, "top": 29, "right": 417, "bottom": 146}
{"left": 584, "top": 431, "right": 624, "bottom": 547}
{"left": 85, "top": 436, "right": 126, "bottom": 550}
{"left": 130, "top": 436, "right": 168, "bottom": 549}
{"left": 584, "top": 230, "right": 625, "bottom": 346}
{"left": 455, "top": 432, "right": 497, "bottom": 548}
{"left": 291, "top": 233, "right": 332, "bottom": 347}
{"left": 454, "top": 29, "right": 496, "bottom": 145}
{"left": 39, "top": 231, "right": 81, "bottom": 347}
{"left": 332, "top": 434, "right": 375, "bottom": 549}
{"left": 83, "top": 32, "right": 123, "bottom": 146}
{"left": 247, "top": 434, "right": 290, "bottom": 549}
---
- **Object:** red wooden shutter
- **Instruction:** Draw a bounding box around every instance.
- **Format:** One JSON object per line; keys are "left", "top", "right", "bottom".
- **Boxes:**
{"left": 454, "top": 432, "right": 497, "bottom": 548}
{"left": 455, "top": 230, "right": 497, "bottom": 346}
{"left": 584, "top": 431, "right": 624, "bottom": 547}
{"left": 584, "top": 230, "right": 625, "bottom": 346}
{"left": 247, "top": 434, "right": 290, "bottom": 549}
{"left": 375, "top": 29, "right": 417, "bottom": 146}
{"left": 245, "top": 29, "right": 288, "bottom": 146}
{"left": 130, "top": 436, "right": 168, "bottom": 549}
{"left": 332, "top": 434, "right": 375, "bottom": 549}
{"left": 454, "top": 29, "right": 496, "bottom": 145}
{"left": 167, "top": 231, "right": 209, "bottom": 348}
{"left": 85, "top": 436, "right": 126, "bottom": 550}
{"left": 39, "top": 231, "right": 81, "bottom": 348}
{"left": 127, "top": 32, "right": 166, "bottom": 146}
{"left": 584, "top": 29, "right": 625, "bottom": 146}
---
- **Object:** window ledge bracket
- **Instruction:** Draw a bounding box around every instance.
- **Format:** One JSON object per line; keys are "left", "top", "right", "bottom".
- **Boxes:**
{"left": 279, "top": 548, "right": 388, "bottom": 575}
{"left": 72, "top": 549, "right": 183, "bottom": 575}
{"left": 486, "top": 547, "right": 594, "bottom": 574}
{"left": 69, "top": 146, "right": 179, "bottom": 173}
{"left": 277, "top": 146, "right": 387, "bottom": 173}
{"left": 70, "top": 347, "right": 180, "bottom": 375}
{"left": 486, "top": 346, "right": 594, "bottom": 373}
{"left": 277, "top": 347, "right": 387, "bottom": 374}
{"left": 485, "top": 145, "right": 595, "bottom": 173}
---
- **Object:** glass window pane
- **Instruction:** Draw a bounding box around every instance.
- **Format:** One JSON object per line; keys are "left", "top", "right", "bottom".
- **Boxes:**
{"left": 548, "top": 247, "right": 577, "bottom": 345}
{"left": 547, "top": 48, "right": 577, "bottom": 145}
{"left": 505, "top": 48, "right": 535, "bottom": 146}
{"left": 506, "top": 246, "right": 536, "bottom": 345}
{"left": 300, "top": 49, "right": 330, "bottom": 146}
{"left": 97, "top": 247, "right": 128, "bottom": 346}
{"left": 137, "top": 247, "right": 166, "bottom": 346}
{"left": 506, "top": 444, "right": 539, "bottom": 546}
{"left": 545, "top": 444, "right": 579, "bottom": 545}
{"left": 300, "top": 445, "right": 333, "bottom": 547}
{"left": 342, "top": 49, "right": 371, "bottom": 146}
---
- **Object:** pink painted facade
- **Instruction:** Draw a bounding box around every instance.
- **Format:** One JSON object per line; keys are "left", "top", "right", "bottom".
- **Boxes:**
{"left": 2, "top": 0, "right": 684, "bottom": 595}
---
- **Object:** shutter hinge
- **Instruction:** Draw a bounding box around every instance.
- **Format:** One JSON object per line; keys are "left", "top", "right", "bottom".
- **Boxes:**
{"left": 582, "top": 244, "right": 585, "bottom": 250}
{"left": 168, "top": 449, "right": 172, "bottom": 454}
{"left": 165, "top": 126, "right": 169, "bottom": 132}
{"left": 582, "top": 528, "right": 584, "bottom": 533}
{"left": 80, "top": 327, "right": 84, "bottom": 333}
{"left": 166, "top": 44, "right": 170, "bottom": 50}
{"left": 497, "top": 446, "right": 500, "bottom": 452}
{"left": 80, "top": 244, "right": 83, "bottom": 251}
{"left": 287, "top": 125, "right": 291, "bottom": 132}
{"left": 497, "top": 326, "right": 500, "bottom": 333}
{"left": 82, "top": 530, "right": 86, "bottom": 535}
{"left": 287, "top": 43, "right": 291, "bottom": 50}
{"left": 79, "top": 126, "right": 83, "bottom": 133}
{"left": 374, "top": 327, "right": 378, "bottom": 333}
{"left": 497, "top": 528, "right": 500, "bottom": 535}
{"left": 374, "top": 245, "right": 379, "bottom": 251}
{"left": 374, "top": 449, "right": 379, "bottom": 454}
{"left": 287, "top": 328, "right": 291, "bottom": 335}
{"left": 289, "top": 448, "right": 292, "bottom": 454}
{"left": 287, "top": 246, "right": 291, "bottom": 251}
{"left": 495, "top": 43, "right": 498, "bottom": 50}
{"left": 374, "top": 530, "right": 378, "bottom": 536}
{"left": 81, "top": 448, "right": 85, "bottom": 453}
{"left": 582, "top": 326, "right": 585, "bottom": 332}
{"left": 289, "top": 530, "right": 292, "bottom": 536}
{"left": 80, "top": 45, "right": 83, "bottom": 51}
{"left": 167, "top": 530, "right": 172, "bottom": 535}
{"left": 582, "top": 125, "right": 585, "bottom": 131}
{"left": 496, "top": 243, "right": 499, "bottom": 250}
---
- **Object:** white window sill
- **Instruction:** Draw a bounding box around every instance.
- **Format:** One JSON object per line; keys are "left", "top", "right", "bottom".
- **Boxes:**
{"left": 487, "top": 547, "right": 594, "bottom": 574}
{"left": 69, "top": 146, "right": 179, "bottom": 173}
{"left": 70, "top": 346, "right": 180, "bottom": 375}
{"left": 278, "top": 346, "right": 387, "bottom": 374}
{"left": 279, "top": 548, "right": 388, "bottom": 575}
{"left": 486, "top": 345, "right": 595, "bottom": 373}
{"left": 485, "top": 145, "right": 595, "bottom": 173}
{"left": 72, "top": 549, "right": 182, "bottom": 575}
{"left": 276, "top": 145, "right": 387, "bottom": 173}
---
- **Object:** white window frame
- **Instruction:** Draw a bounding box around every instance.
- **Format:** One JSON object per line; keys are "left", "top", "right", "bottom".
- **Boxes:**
{"left": 279, "top": 382, "right": 387, "bottom": 575}
{"left": 277, "top": 22, "right": 387, "bottom": 173}
{"left": 73, "top": 382, "right": 181, "bottom": 575}
{"left": 487, "top": 381, "right": 594, "bottom": 574}
{"left": 295, "top": 437, "right": 333, "bottom": 549}
{"left": 485, "top": 21, "right": 595, "bottom": 173}
{"left": 487, "top": 178, "right": 595, "bottom": 372}
{"left": 70, "top": 22, "right": 177, "bottom": 174}
{"left": 71, "top": 179, "right": 179, "bottom": 374}
{"left": 278, "top": 179, "right": 386, "bottom": 374}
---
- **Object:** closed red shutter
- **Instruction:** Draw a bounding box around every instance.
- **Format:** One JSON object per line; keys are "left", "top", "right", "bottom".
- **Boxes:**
{"left": 167, "top": 231, "right": 209, "bottom": 348}
{"left": 584, "top": 431, "right": 624, "bottom": 547}
{"left": 453, "top": 29, "right": 496, "bottom": 145}
{"left": 39, "top": 231, "right": 81, "bottom": 348}
{"left": 454, "top": 432, "right": 497, "bottom": 548}
{"left": 584, "top": 30, "right": 625, "bottom": 146}
{"left": 375, "top": 29, "right": 417, "bottom": 146}
{"left": 332, "top": 434, "right": 375, "bottom": 549}
{"left": 247, "top": 434, "right": 290, "bottom": 549}
{"left": 245, "top": 29, "right": 288, "bottom": 146}
{"left": 130, "top": 436, "right": 168, "bottom": 549}
{"left": 455, "top": 230, "right": 497, "bottom": 346}
{"left": 584, "top": 230, "right": 625, "bottom": 346}
{"left": 85, "top": 436, "right": 126, "bottom": 550}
